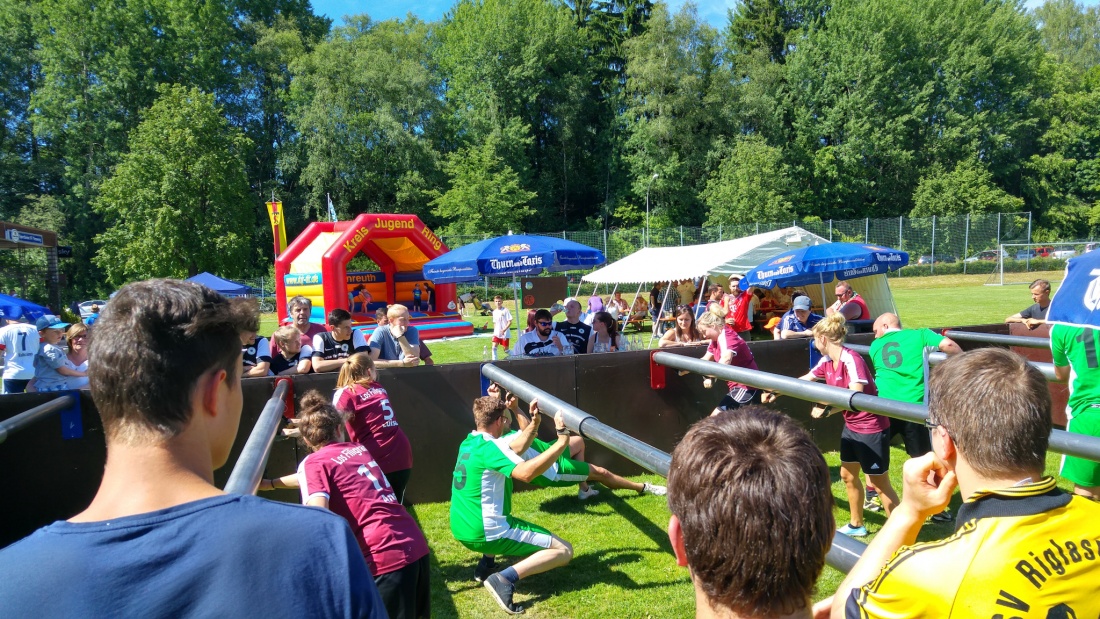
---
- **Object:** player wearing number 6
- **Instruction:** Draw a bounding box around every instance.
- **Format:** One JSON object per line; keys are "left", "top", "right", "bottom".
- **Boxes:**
{"left": 263, "top": 390, "right": 431, "bottom": 619}
{"left": 451, "top": 396, "right": 574, "bottom": 614}
{"left": 334, "top": 353, "right": 414, "bottom": 504}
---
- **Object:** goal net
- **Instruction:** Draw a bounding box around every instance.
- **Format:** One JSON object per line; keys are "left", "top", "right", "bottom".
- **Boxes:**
{"left": 985, "top": 242, "right": 1088, "bottom": 286}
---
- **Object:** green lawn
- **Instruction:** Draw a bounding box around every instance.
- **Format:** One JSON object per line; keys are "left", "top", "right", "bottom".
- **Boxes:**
{"left": 410, "top": 450, "right": 1074, "bottom": 618}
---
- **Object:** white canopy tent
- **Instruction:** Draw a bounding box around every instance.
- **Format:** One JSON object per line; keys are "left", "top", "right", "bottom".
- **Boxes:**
{"left": 580, "top": 227, "right": 900, "bottom": 333}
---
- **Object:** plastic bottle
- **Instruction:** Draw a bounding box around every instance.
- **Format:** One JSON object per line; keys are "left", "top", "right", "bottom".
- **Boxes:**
{"left": 482, "top": 345, "right": 489, "bottom": 361}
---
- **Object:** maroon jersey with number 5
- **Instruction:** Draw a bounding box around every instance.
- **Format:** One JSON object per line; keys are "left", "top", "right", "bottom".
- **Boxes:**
{"left": 334, "top": 383, "right": 413, "bottom": 474}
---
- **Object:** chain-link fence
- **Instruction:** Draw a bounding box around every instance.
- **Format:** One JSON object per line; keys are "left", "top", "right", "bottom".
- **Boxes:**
{"left": 442, "top": 212, "right": 1051, "bottom": 276}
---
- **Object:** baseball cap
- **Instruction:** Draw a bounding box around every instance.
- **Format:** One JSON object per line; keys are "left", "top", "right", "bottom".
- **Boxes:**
{"left": 764, "top": 316, "right": 782, "bottom": 330}
{"left": 36, "top": 314, "right": 70, "bottom": 331}
{"left": 792, "top": 296, "right": 811, "bottom": 311}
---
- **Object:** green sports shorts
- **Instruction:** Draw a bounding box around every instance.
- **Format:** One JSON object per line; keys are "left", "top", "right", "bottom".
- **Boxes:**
{"left": 458, "top": 518, "right": 555, "bottom": 557}
{"left": 1062, "top": 411, "right": 1100, "bottom": 487}
{"left": 524, "top": 437, "right": 591, "bottom": 487}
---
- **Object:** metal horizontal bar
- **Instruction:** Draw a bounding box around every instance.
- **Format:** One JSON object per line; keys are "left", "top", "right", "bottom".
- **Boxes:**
{"left": 845, "top": 344, "right": 1062, "bottom": 383}
{"left": 943, "top": 330, "right": 1050, "bottom": 349}
{"left": 0, "top": 395, "right": 75, "bottom": 445}
{"left": 482, "top": 364, "right": 670, "bottom": 476}
{"left": 652, "top": 352, "right": 1100, "bottom": 463}
{"left": 482, "top": 363, "right": 868, "bottom": 573}
{"left": 224, "top": 380, "right": 290, "bottom": 495}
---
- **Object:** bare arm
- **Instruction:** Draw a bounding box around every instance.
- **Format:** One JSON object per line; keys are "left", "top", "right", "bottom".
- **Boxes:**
{"left": 782, "top": 327, "right": 814, "bottom": 339}
{"left": 311, "top": 356, "right": 344, "bottom": 373}
{"left": 1054, "top": 364, "right": 1071, "bottom": 382}
{"left": 245, "top": 361, "right": 271, "bottom": 377}
{"left": 508, "top": 400, "right": 541, "bottom": 455}
{"left": 938, "top": 337, "right": 963, "bottom": 355}
{"left": 839, "top": 302, "right": 862, "bottom": 321}
{"left": 258, "top": 473, "right": 300, "bottom": 491}
{"left": 511, "top": 411, "right": 571, "bottom": 483}
{"left": 56, "top": 366, "right": 86, "bottom": 378}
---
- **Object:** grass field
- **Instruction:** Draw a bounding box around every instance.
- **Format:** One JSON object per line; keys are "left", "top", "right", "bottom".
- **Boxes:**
{"left": 258, "top": 270, "right": 1063, "bottom": 365}
{"left": 411, "top": 451, "right": 1075, "bottom": 618}
{"left": 259, "top": 272, "right": 1072, "bottom": 616}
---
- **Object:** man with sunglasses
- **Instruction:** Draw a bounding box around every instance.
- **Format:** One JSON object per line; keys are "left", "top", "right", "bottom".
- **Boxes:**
{"left": 825, "top": 348, "right": 1100, "bottom": 618}
{"left": 826, "top": 281, "right": 869, "bottom": 321}
{"left": 514, "top": 309, "right": 570, "bottom": 357}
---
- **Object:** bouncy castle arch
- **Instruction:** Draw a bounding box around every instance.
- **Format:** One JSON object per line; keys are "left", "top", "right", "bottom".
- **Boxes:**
{"left": 274, "top": 214, "right": 457, "bottom": 324}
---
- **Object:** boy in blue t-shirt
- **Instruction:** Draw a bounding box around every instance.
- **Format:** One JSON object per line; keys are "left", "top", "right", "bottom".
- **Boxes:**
{"left": 0, "top": 279, "right": 385, "bottom": 618}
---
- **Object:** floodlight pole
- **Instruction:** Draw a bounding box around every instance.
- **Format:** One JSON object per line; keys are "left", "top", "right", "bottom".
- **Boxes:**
{"left": 645, "top": 173, "right": 658, "bottom": 247}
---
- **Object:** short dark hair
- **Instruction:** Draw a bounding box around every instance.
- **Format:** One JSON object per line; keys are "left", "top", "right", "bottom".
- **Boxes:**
{"left": 1030, "top": 279, "right": 1051, "bottom": 293}
{"left": 929, "top": 348, "right": 1050, "bottom": 477}
{"left": 288, "top": 296, "right": 312, "bottom": 312}
{"left": 473, "top": 396, "right": 507, "bottom": 429}
{"left": 327, "top": 308, "right": 352, "bottom": 326}
{"left": 88, "top": 279, "right": 255, "bottom": 443}
{"left": 534, "top": 308, "right": 553, "bottom": 322}
{"left": 668, "top": 407, "right": 834, "bottom": 616}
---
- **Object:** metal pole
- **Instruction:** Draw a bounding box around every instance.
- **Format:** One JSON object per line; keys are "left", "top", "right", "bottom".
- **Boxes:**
{"left": 652, "top": 352, "right": 1100, "bottom": 463}
{"left": 997, "top": 213, "right": 1003, "bottom": 286}
{"left": 963, "top": 213, "right": 970, "bottom": 274}
{"left": 680, "top": 226, "right": 683, "bottom": 246}
{"left": 829, "top": 219, "right": 833, "bottom": 242}
{"left": 942, "top": 330, "right": 1050, "bottom": 349}
{"left": 865, "top": 218, "right": 869, "bottom": 243}
{"left": 719, "top": 224, "right": 723, "bottom": 241}
{"left": 645, "top": 173, "right": 658, "bottom": 248}
{"left": 224, "top": 380, "right": 291, "bottom": 495}
{"left": 930, "top": 215, "right": 936, "bottom": 275}
{"left": 899, "top": 216, "right": 903, "bottom": 249}
{"left": 482, "top": 365, "right": 671, "bottom": 476}
{"left": 0, "top": 395, "right": 76, "bottom": 445}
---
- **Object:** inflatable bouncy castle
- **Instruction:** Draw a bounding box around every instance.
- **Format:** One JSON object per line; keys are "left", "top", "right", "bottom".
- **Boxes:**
{"left": 274, "top": 214, "right": 472, "bottom": 340}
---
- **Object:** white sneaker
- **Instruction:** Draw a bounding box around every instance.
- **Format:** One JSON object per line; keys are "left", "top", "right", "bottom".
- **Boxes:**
{"left": 643, "top": 482, "right": 667, "bottom": 496}
{"left": 578, "top": 487, "right": 600, "bottom": 500}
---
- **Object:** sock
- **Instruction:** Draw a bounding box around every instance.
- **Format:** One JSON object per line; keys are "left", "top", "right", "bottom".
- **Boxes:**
{"left": 500, "top": 567, "right": 520, "bottom": 584}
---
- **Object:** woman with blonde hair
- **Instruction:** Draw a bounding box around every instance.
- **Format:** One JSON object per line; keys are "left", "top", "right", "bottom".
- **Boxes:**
{"left": 697, "top": 306, "right": 759, "bottom": 415}
{"left": 765, "top": 313, "right": 899, "bottom": 538}
{"left": 334, "top": 353, "right": 413, "bottom": 503}
{"left": 261, "top": 391, "right": 430, "bottom": 619}
{"left": 64, "top": 323, "right": 90, "bottom": 389}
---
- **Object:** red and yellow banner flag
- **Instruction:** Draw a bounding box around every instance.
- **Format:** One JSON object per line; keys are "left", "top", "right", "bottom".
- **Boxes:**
{"left": 266, "top": 200, "right": 288, "bottom": 256}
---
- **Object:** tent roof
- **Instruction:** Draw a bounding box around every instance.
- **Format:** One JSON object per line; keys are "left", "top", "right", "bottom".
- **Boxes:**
{"left": 186, "top": 272, "right": 254, "bottom": 296}
{"left": 581, "top": 227, "right": 830, "bottom": 284}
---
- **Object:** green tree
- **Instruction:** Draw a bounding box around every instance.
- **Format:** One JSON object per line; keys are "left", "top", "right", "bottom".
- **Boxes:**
{"left": 701, "top": 135, "right": 795, "bottom": 225}
{"left": 1035, "top": 0, "right": 1100, "bottom": 71}
{"left": 94, "top": 85, "right": 254, "bottom": 284}
{"left": 283, "top": 16, "right": 444, "bottom": 221}
{"left": 430, "top": 136, "right": 536, "bottom": 236}
{"left": 911, "top": 158, "right": 1024, "bottom": 217}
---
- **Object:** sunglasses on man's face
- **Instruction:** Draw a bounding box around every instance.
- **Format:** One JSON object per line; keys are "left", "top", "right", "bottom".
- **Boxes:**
{"left": 537, "top": 321, "right": 552, "bottom": 327}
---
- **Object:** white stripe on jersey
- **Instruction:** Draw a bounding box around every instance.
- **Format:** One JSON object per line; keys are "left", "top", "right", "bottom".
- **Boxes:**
{"left": 477, "top": 433, "right": 526, "bottom": 541}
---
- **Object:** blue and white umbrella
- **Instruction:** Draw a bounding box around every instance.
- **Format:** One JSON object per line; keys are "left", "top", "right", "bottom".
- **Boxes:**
{"left": 740, "top": 242, "right": 910, "bottom": 290}
{"left": 1047, "top": 249, "right": 1100, "bottom": 329}
{"left": 0, "top": 293, "right": 50, "bottom": 323}
{"left": 423, "top": 234, "right": 605, "bottom": 343}
{"left": 423, "top": 234, "right": 605, "bottom": 284}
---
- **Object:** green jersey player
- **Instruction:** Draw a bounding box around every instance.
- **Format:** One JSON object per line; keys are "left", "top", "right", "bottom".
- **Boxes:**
{"left": 1051, "top": 324, "right": 1100, "bottom": 499}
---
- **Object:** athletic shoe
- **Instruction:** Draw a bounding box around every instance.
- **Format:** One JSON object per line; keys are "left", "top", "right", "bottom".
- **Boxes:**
{"left": 642, "top": 482, "right": 667, "bottom": 496}
{"left": 484, "top": 573, "right": 524, "bottom": 615}
{"left": 474, "top": 556, "right": 496, "bottom": 583}
{"left": 578, "top": 487, "right": 600, "bottom": 500}
{"left": 930, "top": 508, "right": 954, "bottom": 523}
{"left": 837, "top": 523, "right": 869, "bottom": 537}
{"left": 863, "top": 495, "right": 883, "bottom": 512}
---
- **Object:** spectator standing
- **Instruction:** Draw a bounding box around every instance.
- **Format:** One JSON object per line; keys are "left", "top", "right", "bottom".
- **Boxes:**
{"left": 425, "top": 283, "right": 435, "bottom": 312}
{"left": 826, "top": 348, "right": 1100, "bottom": 618}
{"left": 351, "top": 286, "right": 372, "bottom": 314}
{"left": 1005, "top": 278, "right": 1052, "bottom": 330}
{"left": 584, "top": 295, "right": 604, "bottom": 326}
{"left": 1051, "top": 324, "right": 1100, "bottom": 499}
{"left": 272, "top": 295, "right": 327, "bottom": 357}
{"left": 490, "top": 296, "right": 513, "bottom": 360}
{"left": 0, "top": 279, "right": 385, "bottom": 617}
{"left": 668, "top": 408, "right": 834, "bottom": 619}
{"left": 0, "top": 307, "right": 39, "bottom": 394}
{"left": 84, "top": 304, "right": 101, "bottom": 327}
{"left": 32, "top": 315, "right": 86, "bottom": 392}
{"left": 313, "top": 308, "right": 370, "bottom": 373}
{"left": 262, "top": 391, "right": 429, "bottom": 619}
{"left": 722, "top": 274, "right": 754, "bottom": 340}
{"left": 63, "top": 323, "right": 91, "bottom": 390}
{"left": 554, "top": 299, "right": 591, "bottom": 354}
{"left": 676, "top": 279, "right": 697, "bottom": 307}
{"left": 369, "top": 305, "right": 421, "bottom": 368}
{"left": 412, "top": 284, "right": 423, "bottom": 313}
{"left": 269, "top": 326, "right": 313, "bottom": 375}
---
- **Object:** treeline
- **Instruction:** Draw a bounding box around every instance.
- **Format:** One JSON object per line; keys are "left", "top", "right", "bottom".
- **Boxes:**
{"left": 1, "top": 0, "right": 1099, "bottom": 298}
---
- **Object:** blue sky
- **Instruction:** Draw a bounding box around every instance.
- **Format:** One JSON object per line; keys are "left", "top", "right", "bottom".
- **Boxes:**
{"left": 312, "top": 0, "right": 1099, "bottom": 28}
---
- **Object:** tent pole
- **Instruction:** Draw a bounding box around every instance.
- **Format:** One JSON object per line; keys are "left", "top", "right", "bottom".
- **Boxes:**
{"left": 819, "top": 274, "right": 827, "bottom": 315}
{"left": 696, "top": 276, "right": 707, "bottom": 307}
{"left": 513, "top": 274, "right": 520, "bottom": 349}
{"left": 650, "top": 281, "right": 672, "bottom": 348}
{"left": 622, "top": 281, "right": 643, "bottom": 334}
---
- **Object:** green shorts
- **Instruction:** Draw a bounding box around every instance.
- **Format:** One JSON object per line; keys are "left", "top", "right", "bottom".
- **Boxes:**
{"left": 523, "top": 437, "right": 590, "bottom": 488}
{"left": 458, "top": 518, "right": 555, "bottom": 557}
{"left": 1062, "top": 411, "right": 1100, "bottom": 487}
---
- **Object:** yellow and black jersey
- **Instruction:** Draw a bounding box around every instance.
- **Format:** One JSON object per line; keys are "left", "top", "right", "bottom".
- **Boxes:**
{"left": 847, "top": 477, "right": 1100, "bottom": 618}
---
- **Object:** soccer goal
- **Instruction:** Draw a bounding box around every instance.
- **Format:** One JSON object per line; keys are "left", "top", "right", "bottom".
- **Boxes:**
{"left": 984, "top": 242, "right": 1086, "bottom": 286}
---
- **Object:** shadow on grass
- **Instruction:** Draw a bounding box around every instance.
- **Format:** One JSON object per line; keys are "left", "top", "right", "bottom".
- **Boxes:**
{"left": 825, "top": 464, "right": 963, "bottom": 541}
{"left": 406, "top": 504, "right": 463, "bottom": 619}
{"left": 537, "top": 486, "right": 672, "bottom": 550}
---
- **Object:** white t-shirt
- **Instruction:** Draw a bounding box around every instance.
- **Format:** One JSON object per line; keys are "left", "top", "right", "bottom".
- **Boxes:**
{"left": 492, "top": 308, "right": 513, "bottom": 338}
{"left": 0, "top": 323, "right": 40, "bottom": 380}
{"left": 513, "top": 330, "right": 569, "bottom": 357}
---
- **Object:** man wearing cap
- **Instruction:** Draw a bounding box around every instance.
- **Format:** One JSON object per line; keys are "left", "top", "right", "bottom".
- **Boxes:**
{"left": 723, "top": 274, "right": 754, "bottom": 340}
{"left": 779, "top": 295, "right": 822, "bottom": 339}
{"left": 32, "top": 315, "right": 86, "bottom": 392}
{"left": 0, "top": 307, "right": 40, "bottom": 394}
